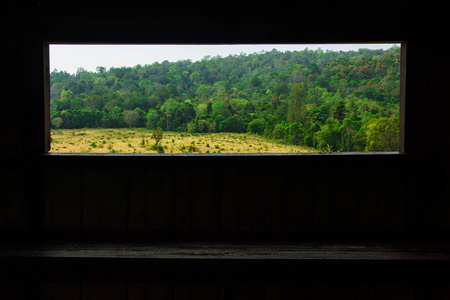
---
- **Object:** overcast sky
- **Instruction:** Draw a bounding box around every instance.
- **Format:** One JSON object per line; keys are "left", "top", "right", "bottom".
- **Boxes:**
{"left": 50, "top": 43, "right": 400, "bottom": 74}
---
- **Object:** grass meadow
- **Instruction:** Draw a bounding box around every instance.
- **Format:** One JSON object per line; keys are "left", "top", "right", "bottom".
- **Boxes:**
{"left": 50, "top": 128, "right": 317, "bottom": 154}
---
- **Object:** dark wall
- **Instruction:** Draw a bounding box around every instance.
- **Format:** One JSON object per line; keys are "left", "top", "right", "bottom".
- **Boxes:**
{"left": 0, "top": 0, "right": 449, "bottom": 241}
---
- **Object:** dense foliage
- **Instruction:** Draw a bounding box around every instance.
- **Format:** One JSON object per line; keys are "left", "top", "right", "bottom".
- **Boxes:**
{"left": 50, "top": 46, "right": 400, "bottom": 151}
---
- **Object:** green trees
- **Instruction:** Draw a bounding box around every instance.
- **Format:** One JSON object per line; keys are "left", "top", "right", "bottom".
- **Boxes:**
{"left": 124, "top": 110, "right": 142, "bottom": 128}
{"left": 365, "top": 115, "right": 399, "bottom": 151}
{"left": 50, "top": 46, "right": 400, "bottom": 152}
{"left": 102, "top": 106, "right": 125, "bottom": 128}
{"left": 288, "top": 83, "right": 307, "bottom": 124}
{"left": 220, "top": 115, "right": 245, "bottom": 133}
{"left": 51, "top": 117, "right": 63, "bottom": 129}
{"left": 247, "top": 119, "right": 266, "bottom": 135}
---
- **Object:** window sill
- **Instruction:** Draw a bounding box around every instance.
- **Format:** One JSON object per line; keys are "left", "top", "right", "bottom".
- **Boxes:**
{"left": 1, "top": 241, "right": 449, "bottom": 282}
{"left": 37, "top": 151, "right": 408, "bottom": 168}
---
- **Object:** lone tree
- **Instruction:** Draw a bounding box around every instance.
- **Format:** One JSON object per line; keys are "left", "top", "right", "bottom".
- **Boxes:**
{"left": 124, "top": 110, "right": 141, "bottom": 128}
{"left": 151, "top": 127, "right": 164, "bottom": 145}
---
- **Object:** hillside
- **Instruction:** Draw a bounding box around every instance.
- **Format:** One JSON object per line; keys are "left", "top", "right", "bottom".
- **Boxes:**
{"left": 50, "top": 46, "right": 401, "bottom": 152}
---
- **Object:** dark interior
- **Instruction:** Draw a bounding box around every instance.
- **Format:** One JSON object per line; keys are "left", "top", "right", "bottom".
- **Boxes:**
{"left": 1, "top": 1, "right": 449, "bottom": 298}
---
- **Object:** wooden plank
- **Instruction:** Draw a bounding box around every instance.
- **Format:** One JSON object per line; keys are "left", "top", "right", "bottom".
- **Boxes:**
{"left": 129, "top": 169, "right": 175, "bottom": 233}
{"left": 360, "top": 168, "right": 407, "bottom": 235}
{"left": 173, "top": 283, "right": 190, "bottom": 300}
{"left": 127, "top": 283, "right": 144, "bottom": 300}
{"left": 432, "top": 284, "right": 450, "bottom": 299}
{"left": 175, "top": 169, "right": 218, "bottom": 233}
{"left": 358, "top": 284, "right": 375, "bottom": 300}
{"left": 329, "top": 285, "right": 358, "bottom": 300}
{"left": 233, "top": 284, "right": 265, "bottom": 300}
{"left": 358, "top": 168, "right": 377, "bottom": 235}
{"left": 267, "top": 168, "right": 313, "bottom": 235}
{"left": 190, "top": 283, "right": 219, "bottom": 300}
{"left": 221, "top": 169, "right": 266, "bottom": 234}
{"left": 405, "top": 166, "right": 445, "bottom": 234}
{"left": 43, "top": 168, "right": 82, "bottom": 231}
{"left": 0, "top": 171, "right": 6, "bottom": 229}
{"left": 145, "top": 169, "right": 174, "bottom": 232}
{"left": 312, "top": 167, "right": 331, "bottom": 236}
{"left": 399, "top": 42, "right": 407, "bottom": 153}
{"left": 1, "top": 169, "right": 24, "bottom": 230}
{"left": 313, "top": 168, "right": 360, "bottom": 236}
{"left": 373, "top": 284, "right": 414, "bottom": 300}
{"left": 97, "top": 283, "right": 126, "bottom": 300}
{"left": 82, "top": 169, "right": 128, "bottom": 232}
{"left": 82, "top": 283, "right": 97, "bottom": 300}
{"left": 265, "top": 284, "right": 282, "bottom": 300}
{"left": 127, "top": 283, "right": 173, "bottom": 300}
{"left": 82, "top": 170, "right": 101, "bottom": 231}
{"left": 48, "top": 283, "right": 81, "bottom": 300}
{"left": 82, "top": 283, "right": 127, "bottom": 300}
{"left": 282, "top": 284, "right": 312, "bottom": 300}
{"left": 328, "top": 168, "right": 360, "bottom": 235}
{"left": 266, "top": 284, "right": 311, "bottom": 300}
{"left": 146, "top": 283, "right": 172, "bottom": 300}
{"left": 446, "top": 167, "right": 450, "bottom": 234}
{"left": 1, "top": 283, "right": 27, "bottom": 300}
{"left": 3, "top": 241, "right": 450, "bottom": 261}
{"left": 43, "top": 43, "right": 51, "bottom": 153}
{"left": 128, "top": 169, "right": 147, "bottom": 232}
{"left": 312, "top": 284, "right": 358, "bottom": 300}
{"left": 379, "top": 169, "right": 407, "bottom": 233}
{"left": 220, "top": 169, "right": 238, "bottom": 233}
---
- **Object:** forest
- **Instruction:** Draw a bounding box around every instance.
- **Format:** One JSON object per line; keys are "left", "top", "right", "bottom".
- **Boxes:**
{"left": 50, "top": 46, "right": 401, "bottom": 152}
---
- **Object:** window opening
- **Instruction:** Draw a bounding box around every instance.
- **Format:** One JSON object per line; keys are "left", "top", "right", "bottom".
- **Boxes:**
{"left": 47, "top": 43, "right": 402, "bottom": 154}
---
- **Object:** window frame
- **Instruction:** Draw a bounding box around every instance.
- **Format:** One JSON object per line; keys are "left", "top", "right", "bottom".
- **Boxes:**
{"left": 43, "top": 42, "right": 407, "bottom": 156}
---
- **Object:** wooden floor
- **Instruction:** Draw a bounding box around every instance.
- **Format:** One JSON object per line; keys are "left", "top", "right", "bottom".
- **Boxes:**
{"left": 2, "top": 241, "right": 450, "bottom": 299}
{"left": 2, "top": 241, "right": 450, "bottom": 260}
{"left": 1, "top": 241, "right": 450, "bottom": 282}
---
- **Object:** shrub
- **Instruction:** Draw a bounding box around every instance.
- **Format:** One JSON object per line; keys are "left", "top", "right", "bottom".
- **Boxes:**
{"left": 188, "top": 145, "right": 199, "bottom": 152}
{"left": 155, "top": 145, "right": 165, "bottom": 153}
{"left": 150, "top": 144, "right": 165, "bottom": 153}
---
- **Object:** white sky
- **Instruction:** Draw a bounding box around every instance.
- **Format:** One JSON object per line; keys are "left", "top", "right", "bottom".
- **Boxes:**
{"left": 50, "top": 43, "right": 400, "bottom": 74}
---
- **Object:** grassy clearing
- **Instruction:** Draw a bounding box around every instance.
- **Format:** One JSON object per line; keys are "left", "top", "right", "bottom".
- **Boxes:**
{"left": 50, "top": 128, "right": 318, "bottom": 154}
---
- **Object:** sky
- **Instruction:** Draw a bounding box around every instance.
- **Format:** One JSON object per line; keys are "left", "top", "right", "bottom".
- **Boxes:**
{"left": 50, "top": 43, "right": 400, "bottom": 75}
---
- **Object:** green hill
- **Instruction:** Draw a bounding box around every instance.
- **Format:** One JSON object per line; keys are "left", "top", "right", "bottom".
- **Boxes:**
{"left": 50, "top": 46, "right": 401, "bottom": 152}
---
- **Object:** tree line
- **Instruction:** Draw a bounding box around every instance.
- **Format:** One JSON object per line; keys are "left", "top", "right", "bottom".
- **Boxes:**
{"left": 50, "top": 46, "right": 401, "bottom": 151}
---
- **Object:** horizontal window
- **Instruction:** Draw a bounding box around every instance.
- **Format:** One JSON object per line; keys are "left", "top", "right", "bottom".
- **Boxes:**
{"left": 46, "top": 43, "right": 404, "bottom": 154}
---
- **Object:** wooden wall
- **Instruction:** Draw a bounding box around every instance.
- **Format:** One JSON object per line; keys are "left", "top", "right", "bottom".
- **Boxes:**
{"left": 0, "top": 0, "right": 449, "bottom": 298}
{"left": 0, "top": 0, "right": 448, "bottom": 241}
{"left": 38, "top": 155, "right": 447, "bottom": 240}
{"left": 32, "top": 282, "right": 450, "bottom": 300}
{"left": 2, "top": 282, "right": 449, "bottom": 299}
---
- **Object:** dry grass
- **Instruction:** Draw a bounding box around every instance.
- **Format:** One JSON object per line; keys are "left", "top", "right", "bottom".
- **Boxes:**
{"left": 50, "top": 128, "right": 317, "bottom": 154}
